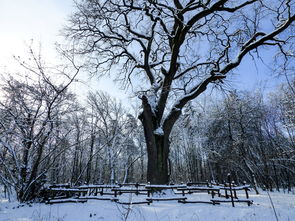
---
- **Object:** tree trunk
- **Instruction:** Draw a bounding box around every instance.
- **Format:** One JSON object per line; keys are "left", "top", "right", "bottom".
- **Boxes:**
{"left": 152, "top": 135, "right": 170, "bottom": 184}
{"left": 86, "top": 134, "right": 95, "bottom": 184}
{"left": 140, "top": 142, "right": 145, "bottom": 182}
{"left": 139, "top": 96, "right": 170, "bottom": 184}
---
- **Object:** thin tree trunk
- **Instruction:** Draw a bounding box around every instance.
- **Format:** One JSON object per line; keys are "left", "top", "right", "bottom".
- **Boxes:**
{"left": 86, "top": 134, "right": 95, "bottom": 184}
{"left": 140, "top": 142, "right": 145, "bottom": 182}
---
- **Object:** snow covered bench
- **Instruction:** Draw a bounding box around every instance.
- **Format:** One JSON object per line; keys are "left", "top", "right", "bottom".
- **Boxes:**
{"left": 45, "top": 198, "right": 87, "bottom": 204}
{"left": 177, "top": 186, "right": 221, "bottom": 198}
{"left": 116, "top": 200, "right": 150, "bottom": 205}
{"left": 78, "top": 196, "right": 118, "bottom": 201}
{"left": 76, "top": 185, "right": 119, "bottom": 196}
{"left": 118, "top": 183, "right": 146, "bottom": 187}
{"left": 178, "top": 199, "right": 220, "bottom": 205}
{"left": 145, "top": 184, "right": 186, "bottom": 197}
{"left": 211, "top": 199, "right": 253, "bottom": 206}
{"left": 219, "top": 185, "right": 251, "bottom": 199}
{"left": 146, "top": 196, "right": 187, "bottom": 205}
{"left": 48, "top": 184, "right": 71, "bottom": 189}
{"left": 112, "top": 188, "right": 148, "bottom": 197}
{"left": 187, "top": 182, "right": 211, "bottom": 187}
{"left": 48, "top": 188, "right": 88, "bottom": 199}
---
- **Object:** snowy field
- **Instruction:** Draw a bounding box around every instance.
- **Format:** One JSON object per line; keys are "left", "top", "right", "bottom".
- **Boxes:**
{"left": 1, "top": 190, "right": 295, "bottom": 221}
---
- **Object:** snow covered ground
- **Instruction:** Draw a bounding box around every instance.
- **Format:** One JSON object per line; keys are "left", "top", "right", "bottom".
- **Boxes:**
{"left": 1, "top": 190, "right": 295, "bottom": 221}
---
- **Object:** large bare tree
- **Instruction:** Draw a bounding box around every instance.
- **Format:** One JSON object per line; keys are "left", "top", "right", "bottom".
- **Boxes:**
{"left": 65, "top": 0, "right": 295, "bottom": 184}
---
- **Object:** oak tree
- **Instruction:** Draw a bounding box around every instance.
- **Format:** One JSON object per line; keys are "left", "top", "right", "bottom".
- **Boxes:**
{"left": 65, "top": 0, "right": 295, "bottom": 184}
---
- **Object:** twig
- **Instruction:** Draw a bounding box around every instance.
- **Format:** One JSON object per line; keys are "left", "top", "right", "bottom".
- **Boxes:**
{"left": 266, "top": 189, "right": 279, "bottom": 221}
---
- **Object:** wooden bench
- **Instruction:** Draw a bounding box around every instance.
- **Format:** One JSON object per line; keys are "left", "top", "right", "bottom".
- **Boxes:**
{"left": 78, "top": 196, "right": 118, "bottom": 201}
{"left": 220, "top": 185, "right": 251, "bottom": 199}
{"left": 178, "top": 199, "right": 220, "bottom": 205}
{"left": 46, "top": 198, "right": 87, "bottom": 204}
{"left": 177, "top": 187, "right": 220, "bottom": 198}
{"left": 112, "top": 188, "right": 148, "bottom": 197}
{"left": 77, "top": 185, "right": 119, "bottom": 196}
{"left": 145, "top": 184, "right": 186, "bottom": 197}
{"left": 211, "top": 199, "right": 253, "bottom": 206}
{"left": 118, "top": 183, "right": 146, "bottom": 187}
{"left": 146, "top": 197, "right": 187, "bottom": 204}
{"left": 48, "top": 188, "right": 88, "bottom": 198}
{"left": 44, "top": 183, "right": 253, "bottom": 207}
{"left": 116, "top": 200, "right": 150, "bottom": 205}
{"left": 187, "top": 182, "right": 210, "bottom": 187}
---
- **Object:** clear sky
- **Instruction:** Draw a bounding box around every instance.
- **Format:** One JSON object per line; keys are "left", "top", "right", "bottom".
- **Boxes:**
{"left": 0, "top": 0, "right": 71, "bottom": 66}
{"left": 0, "top": 0, "right": 283, "bottom": 106}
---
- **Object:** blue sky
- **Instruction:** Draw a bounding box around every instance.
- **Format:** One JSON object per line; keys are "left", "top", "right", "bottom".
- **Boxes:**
{"left": 0, "top": 0, "right": 284, "bottom": 105}
{"left": 230, "top": 51, "right": 283, "bottom": 93}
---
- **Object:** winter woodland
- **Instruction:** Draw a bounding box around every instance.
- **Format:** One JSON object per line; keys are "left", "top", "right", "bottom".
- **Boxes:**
{"left": 1, "top": 0, "right": 295, "bottom": 220}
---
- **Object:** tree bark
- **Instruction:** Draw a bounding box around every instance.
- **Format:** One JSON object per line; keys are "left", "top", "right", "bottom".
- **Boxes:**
{"left": 144, "top": 130, "right": 170, "bottom": 184}
{"left": 139, "top": 96, "right": 170, "bottom": 184}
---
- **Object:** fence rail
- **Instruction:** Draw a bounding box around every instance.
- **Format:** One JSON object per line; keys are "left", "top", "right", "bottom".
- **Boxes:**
{"left": 43, "top": 179, "right": 253, "bottom": 206}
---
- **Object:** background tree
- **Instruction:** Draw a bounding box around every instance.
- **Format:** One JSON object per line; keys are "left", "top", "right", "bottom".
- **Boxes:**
{"left": 0, "top": 49, "right": 79, "bottom": 202}
{"left": 169, "top": 102, "right": 208, "bottom": 182}
{"left": 65, "top": 0, "right": 295, "bottom": 184}
{"left": 86, "top": 91, "right": 140, "bottom": 184}
{"left": 204, "top": 90, "right": 295, "bottom": 191}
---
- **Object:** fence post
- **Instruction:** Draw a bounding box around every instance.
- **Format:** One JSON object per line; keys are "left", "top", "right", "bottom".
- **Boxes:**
{"left": 227, "top": 173, "right": 235, "bottom": 207}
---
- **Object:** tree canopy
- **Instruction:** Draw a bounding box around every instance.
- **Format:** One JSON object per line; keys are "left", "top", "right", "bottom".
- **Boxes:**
{"left": 65, "top": 0, "right": 295, "bottom": 184}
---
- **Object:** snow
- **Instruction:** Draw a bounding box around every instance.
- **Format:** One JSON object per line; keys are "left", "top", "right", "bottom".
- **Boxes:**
{"left": 1, "top": 191, "right": 295, "bottom": 221}
{"left": 181, "top": 186, "right": 220, "bottom": 190}
{"left": 286, "top": 50, "right": 294, "bottom": 56}
{"left": 77, "top": 185, "right": 120, "bottom": 188}
{"left": 275, "top": 19, "right": 287, "bottom": 28}
{"left": 50, "top": 188, "right": 85, "bottom": 191}
{"left": 147, "top": 95, "right": 158, "bottom": 114}
{"left": 153, "top": 127, "right": 164, "bottom": 136}
{"left": 146, "top": 184, "right": 186, "bottom": 188}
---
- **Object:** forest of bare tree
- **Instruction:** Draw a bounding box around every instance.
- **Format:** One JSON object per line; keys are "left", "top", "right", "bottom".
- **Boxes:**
{"left": 0, "top": 53, "right": 294, "bottom": 202}
{"left": 0, "top": 0, "right": 295, "bottom": 204}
